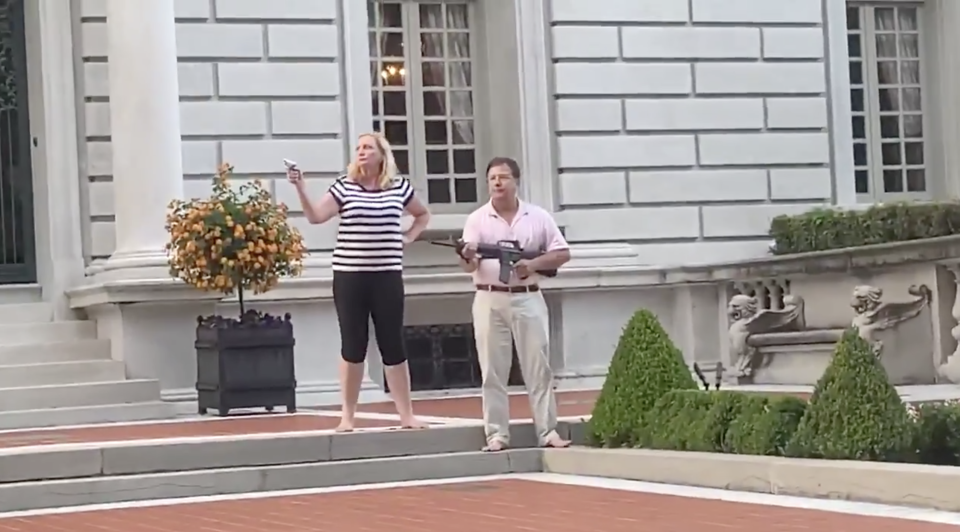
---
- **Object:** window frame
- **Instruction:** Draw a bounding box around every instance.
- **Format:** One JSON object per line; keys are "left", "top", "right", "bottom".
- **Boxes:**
{"left": 368, "top": 0, "right": 487, "bottom": 215}
{"left": 848, "top": 1, "right": 933, "bottom": 203}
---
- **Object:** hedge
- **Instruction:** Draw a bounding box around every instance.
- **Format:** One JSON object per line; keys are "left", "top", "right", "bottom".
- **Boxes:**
{"left": 768, "top": 201, "right": 960, "bottom": 255}
{"left": 588, "top": 309, "right": 696, "bottom": 448}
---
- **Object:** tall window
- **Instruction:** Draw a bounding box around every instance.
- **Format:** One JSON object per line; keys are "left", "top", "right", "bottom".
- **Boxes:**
{"left": 847, "top": 4, "right": 929, "bottom": 201}
{"left": 368, "top": 0, "right": 481, "bottom": 213}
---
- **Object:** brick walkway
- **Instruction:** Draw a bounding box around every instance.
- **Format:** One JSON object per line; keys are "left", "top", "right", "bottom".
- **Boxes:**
{"left": 0, "top": 479, "right": 952, "bottom": 532}
{"left": 321, "top": 390, "right": 598, "bottom": 419}
{"left": 0, "top": 414, "right": 399, "bottom": 449}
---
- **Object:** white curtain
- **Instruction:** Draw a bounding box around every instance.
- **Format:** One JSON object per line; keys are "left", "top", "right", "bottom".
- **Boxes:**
{"left": 874, "top": 8, "right": 922, "bottom": 137}
{"left": 421, "top": 6, "right": 473, "bottom": 144}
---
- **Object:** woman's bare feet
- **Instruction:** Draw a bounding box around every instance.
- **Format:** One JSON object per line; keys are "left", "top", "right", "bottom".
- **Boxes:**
{"left": 400, "top": 416, "right": 429, "bottom": 429}
{"left": 336, "top": 417, "right": 355, "bottom": 432}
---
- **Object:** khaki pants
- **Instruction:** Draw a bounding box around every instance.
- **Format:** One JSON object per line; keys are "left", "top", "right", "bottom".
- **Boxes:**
{"left": 472, "top": 290, "right": 558, "bottom": 446}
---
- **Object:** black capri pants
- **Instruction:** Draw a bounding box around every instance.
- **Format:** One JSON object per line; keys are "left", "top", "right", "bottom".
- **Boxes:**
{"left": 332, "top": 270, "right": 407, "bottom": 366}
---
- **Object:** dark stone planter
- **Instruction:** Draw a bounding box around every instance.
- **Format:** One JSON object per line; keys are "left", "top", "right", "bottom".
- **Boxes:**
{"left": 195, "top": 310, "right": 297, "bottom": 416}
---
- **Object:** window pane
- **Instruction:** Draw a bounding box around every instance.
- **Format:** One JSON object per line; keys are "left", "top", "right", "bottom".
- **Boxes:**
{"left": 902, "top": 88, "right": 922, "bottom": 111}
{"left": 382, "top": 91, "right": 406, "bottom": 115}
{"left": 448, "top": 33, "right": 470, "bottom": 58}
{"left": 381, "top": 62, "right": 406, "bottom": 86}
{"left": 377, "top": 2, "right": 402, "bottom": 27}
{"left": 898, "top": 7, "right": 918, "bottom": 31}
{"left": 424, "top": 120, "right": 447, "bottom": 144}
{"left": 847, "top": 7, "right": 860, "bottom": 30}
{"left": 450, "top": 91, "right": 473, "bottom": 117}
{"left": 853, "top": 143, "right": 868, "bottom": 166}
{"left": 423, "top": 92, "right": 446, "bottom": 116}
{"left": 454, "top": 178, "right": 477, "bottom": 203}
{"left": 905, "top": 142, "right": 924, "bottom": 165}
{"left": 453, "top": 150, "right": 475, "bottom": 174}
{"left": 378, "top": 32, "right": 404, "bottom": 57}
{"left": 394, "top": 149, "right": 410, "bottom": 175}
{"left": 848, "top": 34, "right": 862, "bottom": 58}
{"left": 881, "top": 143, "right": 901, "bottom": 165}
{"left": 877, "top": 62, "right": 898, "bottom": 84}
{"left": 883, "top": 169, "right": 903, "bottom": 192}
{"left": 448, "top": 62, "right": 472, "bottom": 87}
{"left": 875, "top": 34, "right": 896, "bottom": 58}
{"left": 900, "top": 61, "right": 920, "bottom": 84}
{"left": 849, "top": 61, "right": 863, "bottom": 84}
{"left": 427, "top": 178, "right": 451, "bottom": 203}
{"left": 878, "top": 88, "right": 898, "bottom": 111}
{"left": 426, "top": 150, "right": 449, "bottom": 174}
{"left": 903, "top": 115, "right": 923, "bottom": 138}
{"left": 855, "top": 170, "right": 869, "bottom": 193}
{"left": 446, "top": 3, "right": 469, "bottom": 29}
{"left": 420, "top": 3, "right": 443, "bottom": 28}
{"left": 383, "top": 121, "right": 408, "bottom": 145}
{"left": 852, "top": 116, "right": 865, "bottom": 139}
{"left": 880, "top": 116, "right": 899, "bottom": 138}
{"left": 421, "top": 33, "right": 444, "bottom": 58}
{"left": 422, "top": 62, "right": 445, "bottom": 87}
{"left": 850, "top": 89, "right": 864, "bottom": 112}
{"left": 906, "top": 169, "right": 925, "bottom": 192}
{"left": 451, "top": 120, "right": 474, "bottom": 144}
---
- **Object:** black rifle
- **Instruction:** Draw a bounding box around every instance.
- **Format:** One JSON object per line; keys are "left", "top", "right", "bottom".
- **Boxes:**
{"left": 430, "top": 239, "right": 558, "bottom": 284}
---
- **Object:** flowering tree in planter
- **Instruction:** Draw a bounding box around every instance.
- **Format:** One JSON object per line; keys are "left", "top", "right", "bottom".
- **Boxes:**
{"left": 165, "top": 163, "right": 306, "bottom": 416}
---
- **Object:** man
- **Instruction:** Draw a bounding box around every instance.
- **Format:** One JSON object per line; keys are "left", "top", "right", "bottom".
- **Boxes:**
{"left": 460, "top": 157, "right": 572, "bottom": 451}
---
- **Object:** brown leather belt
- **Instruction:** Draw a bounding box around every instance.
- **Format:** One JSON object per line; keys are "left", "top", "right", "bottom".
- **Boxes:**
{"left": 476, "top": 284, "right": 540, "bottom": 293}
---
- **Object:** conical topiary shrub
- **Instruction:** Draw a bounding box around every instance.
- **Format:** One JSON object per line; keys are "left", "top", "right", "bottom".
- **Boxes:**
{"left": 588, "top": 309, "right": 696, "bottom": 447}
{"left": 787, "top": 328, "right": 914, "bottom": 461}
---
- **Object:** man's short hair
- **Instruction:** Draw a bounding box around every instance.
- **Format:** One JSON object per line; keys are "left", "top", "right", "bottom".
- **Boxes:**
{"left": 485, "top": 156, "right": 521, "bottom": 180}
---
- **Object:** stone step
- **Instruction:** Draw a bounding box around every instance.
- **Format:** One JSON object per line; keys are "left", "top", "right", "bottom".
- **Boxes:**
{"left": 0, "top": 360, "right": 126, "bottom": 388}
{"left": 0, "top": 321, "right": 96, "bottom": 347}
{"left": 0, "top": 419, "right": 589, "bottom": 512}
{"left": 0, "top": 401, "right": 177, "bottom": 431}
{"left": 0, "top": 339, "right": 111, "bottom": 365}
{"left": 0, "top": 448, "right": 542, "bottom": 513}
{"left": 0, "top": 379, "right": 161, "bottom": 411}
{"left": 0, "top": 302, "right": 53, "bottom": 325}
{"left": 0, "top": 284, "right": 42, "bottom": 304}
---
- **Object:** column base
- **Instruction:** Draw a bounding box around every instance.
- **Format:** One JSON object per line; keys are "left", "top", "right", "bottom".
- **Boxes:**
{"left": 87, "top": 248, "right": 173, "bottom": 283}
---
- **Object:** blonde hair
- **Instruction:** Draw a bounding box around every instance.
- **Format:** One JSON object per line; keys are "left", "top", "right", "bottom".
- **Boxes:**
{"left": 347, "top": 132, "right": 397, "bottom": 189}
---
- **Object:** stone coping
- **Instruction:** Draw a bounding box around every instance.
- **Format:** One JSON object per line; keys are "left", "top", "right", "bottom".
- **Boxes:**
{"left": 542, "top": 447, "right": 960, "bottom": 512}
{"left": 67, "top": 236, "right": 960, "bottom": 306}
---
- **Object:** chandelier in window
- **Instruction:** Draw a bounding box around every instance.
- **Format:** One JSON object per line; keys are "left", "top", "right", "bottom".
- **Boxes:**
{"left": 380, "top": 65, "right": 405, "bottom": 81}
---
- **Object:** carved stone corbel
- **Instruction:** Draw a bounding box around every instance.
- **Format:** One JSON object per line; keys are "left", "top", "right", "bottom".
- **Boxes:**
{"left": 851, "top": 284, "right": 932, "bottom": 357}
{"left": 727, "top": 293, "right": 805, "bottom": 381}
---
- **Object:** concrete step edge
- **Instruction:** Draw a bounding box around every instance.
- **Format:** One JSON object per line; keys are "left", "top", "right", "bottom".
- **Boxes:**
{"left": 0, "top": 420, "right": 589, "bottom": 483}
{"left": 0, "top": 448, "right": 545, "bottom": 513}
{"left": 0, "top": 401, "right": 177, "bottom": 432}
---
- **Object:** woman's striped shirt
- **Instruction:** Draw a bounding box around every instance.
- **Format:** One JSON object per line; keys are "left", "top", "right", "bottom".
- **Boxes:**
{"left": 328, "top": 175, "right": 413, "bottom": 272}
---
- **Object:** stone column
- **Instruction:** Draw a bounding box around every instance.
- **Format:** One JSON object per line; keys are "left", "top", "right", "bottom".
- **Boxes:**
{"left": 100, "top": 0, "right": 183, "bottom": 279}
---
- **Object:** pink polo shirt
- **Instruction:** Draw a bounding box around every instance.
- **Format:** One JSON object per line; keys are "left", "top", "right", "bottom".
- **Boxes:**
{"left": 461, "top": 200, "right": 568, "bottom": 287}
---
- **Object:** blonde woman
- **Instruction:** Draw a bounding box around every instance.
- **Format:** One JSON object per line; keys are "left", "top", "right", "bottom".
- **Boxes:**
{"left": 287, "top": 133, "right": 431, "bottom": 431}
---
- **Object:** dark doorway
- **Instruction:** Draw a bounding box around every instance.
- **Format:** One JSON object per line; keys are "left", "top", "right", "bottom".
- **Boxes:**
{"left": 0, "top": 0, "right": 36, "bottom": 284}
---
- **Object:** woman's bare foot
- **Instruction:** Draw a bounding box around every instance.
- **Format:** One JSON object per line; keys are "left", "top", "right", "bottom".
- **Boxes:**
{"left": 482, "top": 439, "right": 508, "bottom": 452}
{"left": 542, "top": 433, "right": 571, "bottom": 448}
{"left": 336, "top": 418, "right": 355, "bottom": 432}
{"left": 400, "top": 416, "right": 429, "bottom": 429}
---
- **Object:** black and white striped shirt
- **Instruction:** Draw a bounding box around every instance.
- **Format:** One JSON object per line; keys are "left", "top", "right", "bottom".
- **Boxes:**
{"left": 329, "top": 175, "right": 413, "bottom": 272}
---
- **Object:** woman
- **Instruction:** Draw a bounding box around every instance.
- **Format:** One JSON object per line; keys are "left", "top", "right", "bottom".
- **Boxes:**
{"left": 287, "top": 132, "right": 431, "bottom": 431}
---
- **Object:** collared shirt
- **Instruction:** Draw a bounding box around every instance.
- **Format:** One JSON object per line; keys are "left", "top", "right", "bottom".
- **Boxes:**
{"left": 461, "top": 200, "right": 569, "bottom": 287}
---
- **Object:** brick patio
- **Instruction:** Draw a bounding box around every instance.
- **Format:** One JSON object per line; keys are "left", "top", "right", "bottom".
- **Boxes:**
{"left": 0, "top": 479, "right": 951, "bottom": 532}
{"left": 0, "top": 414, "right": 400, "bottom": 449}
{"left": 322, "top": 390, "right": 598, "bottom": 419}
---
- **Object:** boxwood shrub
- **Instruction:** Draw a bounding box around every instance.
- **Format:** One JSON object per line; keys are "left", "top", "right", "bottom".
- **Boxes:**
{"left": 588, "top": 309, "right": 696, "bottom": 448}
{"left": 637, "top": 390, "right": 806, "bottom": 455}
{"left": 768, "top": 201, "right": 960, "bottom": 255}
{"left": 787, "top": 329, "right": 915, "bottom": 462}
{"left": 913, "top": 401, "right": 960, "bottom": 466}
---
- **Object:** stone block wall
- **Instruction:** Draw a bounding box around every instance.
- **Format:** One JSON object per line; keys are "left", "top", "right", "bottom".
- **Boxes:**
{"left": 550, "top": 0, "right": 833, "bottom": 264}
{"left": 77, "top": 0, "right": 346, "bottom": 258}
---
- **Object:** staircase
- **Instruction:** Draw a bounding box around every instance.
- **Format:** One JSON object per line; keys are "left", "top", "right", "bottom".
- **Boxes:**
{"left": 0, "top": 285, "right": 176, "bottom": 430}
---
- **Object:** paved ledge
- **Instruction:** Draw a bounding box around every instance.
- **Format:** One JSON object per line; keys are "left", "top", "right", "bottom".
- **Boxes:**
{"left": 0, "top": 420, "right": 588, "bottom": 483}
{"left": 542, "top": 447, "right": 960, "bottom": 512}
{"left": 0, "top": 449, "right": 543, "bottom": 513}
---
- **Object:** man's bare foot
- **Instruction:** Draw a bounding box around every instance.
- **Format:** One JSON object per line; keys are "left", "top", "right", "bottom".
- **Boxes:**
{"left": 481, "top": 439, "right": 508, "bottom": 452}
{"left": 542, "top": 433, "right": 571, "bottom": 448}
{"left": 335, "top": 418, "right": 354, "bottom": 432}
{"left": 400, "top": 417, "right": 429, "bottom": 429}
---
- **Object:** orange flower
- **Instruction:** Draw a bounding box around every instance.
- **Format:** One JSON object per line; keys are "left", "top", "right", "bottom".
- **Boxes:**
{"left": 164, "top": 162, "right": 307, "bottom": 296}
